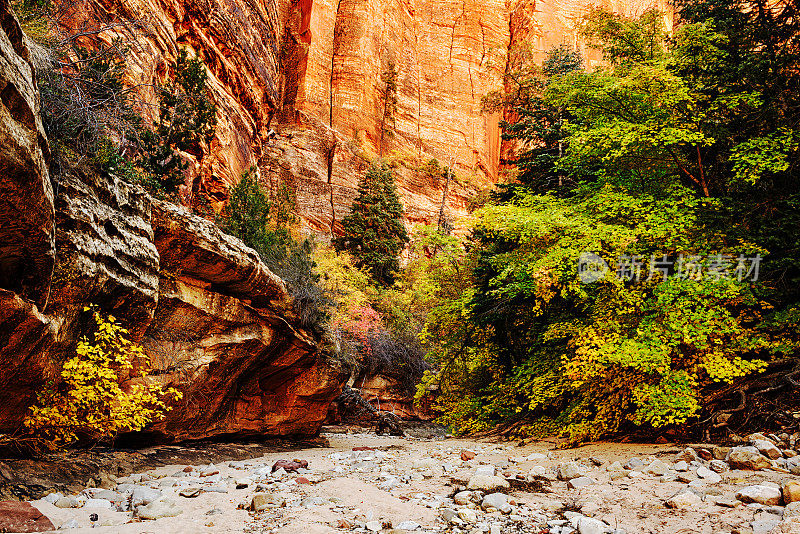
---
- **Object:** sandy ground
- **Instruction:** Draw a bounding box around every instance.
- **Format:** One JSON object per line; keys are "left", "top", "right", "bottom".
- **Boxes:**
{"left": 26, "top": 433, "right": 799, "bottom": 534}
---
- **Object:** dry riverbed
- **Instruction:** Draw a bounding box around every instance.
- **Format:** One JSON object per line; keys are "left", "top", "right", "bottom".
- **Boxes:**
{"left": 11, "top": 432, "right": 800, "bottom": 534}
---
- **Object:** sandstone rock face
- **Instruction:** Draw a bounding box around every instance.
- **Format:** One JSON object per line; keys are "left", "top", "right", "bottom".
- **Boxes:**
{"left": 0, "top": 3, "right": 346, "bottom": 439}
{"left": 0, "top": 0, "right": 53, "bottom": 304}
{"left": 62, "top": 0, "right": 666, "bottom": 236}
{"left": 140, "top": 201, "right": 347, "bottom": 442}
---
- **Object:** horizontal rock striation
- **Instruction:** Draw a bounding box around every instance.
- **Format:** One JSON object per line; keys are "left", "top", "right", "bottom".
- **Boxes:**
{"left": 0, "top": 0, "right": 347, "bottom": 441}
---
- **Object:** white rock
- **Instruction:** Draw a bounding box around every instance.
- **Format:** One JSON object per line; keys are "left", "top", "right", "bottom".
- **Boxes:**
{"left": 397, "top": 520, "right": 420, "bottom": 530}
{"left": 137, "top": 497, "right": 182, "bottom": 520}
{"left": 696, "top": 466, "right": 722, "bottom": 484}
{"left": 736, "top": 485, "right": 783, "bottom": 505}
{"left": 454, "top": 491, "right": 473, "bottom": 505}
{"left": 673, "top": 461, "right": 688, "bottom": 472}
{"left": 557, "top": 461, "right": 586, "bottom": 480}
{"left": 474, "top": 465, "right": 496, "bottom": 476}
{"left": 44, "top": 492, "right": 64, "bottom": 505}
{"left": 645, "top": 459, "right": 670, "bottom": 476}
{"left": 529, "top": 466, "right": 547, "bottom": 477}
{"left": 83, "top": 498, "right": 113, "bottom": 509}
{"left": 366, "top": 520, "right": 383, "bottom": 532}
{"left": 481, "top": 493, "right": 509, "bottom": 510}
{"left": 458, "top": 508, "right": 478, "bottom": 523}
{"left": 131, "top": 487, "right": 161, "bottom": 507}
{"left": 666, "top": 490, "right": 703, "bottom": 508}
{"left": 568, "top": 476, "right": 595, "bottom": 489}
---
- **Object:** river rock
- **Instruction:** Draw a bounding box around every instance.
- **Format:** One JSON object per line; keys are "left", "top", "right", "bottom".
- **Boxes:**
{"left": 250, "top": 492, "right": 286, "bottom": 510}
{"left": 709, "top": 460, "right": 728, "bottom": 472}
{"left": 568, "top": 477, "right": 595, "bottom": 489}
{"left": 558, "top": 461, "right": 586, "bottom": 480}
{"left": 137, "top": 497, "right": 183, "bottom": 520}
{"left": 481, "top": 493, "right": 509, "bottom": 510}
{"left": 132, "top": 487, "right": 161, "bottom": 507}
{"left": 474, "top": 465, "right": 496, "bottom": 476}
{"left": 646, "top": 459, "right": 670, "bottom": 476}
{"left": 787, "top": 456, "right": 800, "bottom": 475}
{"left": 54, "top": 496, "right": 81, "bottom": 509}
{"left": 83, "top": 498, "right": 113, "bottom": 509}
{"left": 736, "top": 485, "right": 782, "bottom": 505}
{"left": 728, "top": 447, "right": 772, "bottom": 470}
{"left": 454, "top": 491, "right": 473, "bottom": 505}
{"left": 696, "top": 466, "right": 722, "bottom": 484}
{"left": 458, "top": 508, "right": 478, "bottom": 523}
{"left": 783, "top": 481, "right": 800, "bottom": 504}
{"left": 753, "top": 439, "right": 783, "bottom": 459}
{"left": 666, "top": 490, "right": 703, "bottom": 508}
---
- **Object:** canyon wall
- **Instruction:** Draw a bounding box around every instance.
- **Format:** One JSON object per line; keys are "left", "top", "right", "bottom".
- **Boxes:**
{"left": 0, "top": 1, "right": 347, "bottom": 441}
{"left": 67, "top": 0, "right": 669, "bottom": 237}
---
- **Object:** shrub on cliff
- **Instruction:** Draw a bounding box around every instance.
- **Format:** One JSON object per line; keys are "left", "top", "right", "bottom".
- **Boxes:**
{"left": 22, "top": 307, "right": 181, "bottom": 450}
{"left": 139, "top": 49, "right": 217, "bottom": 196}
{"left": 333, "top": 162, "right": 409, "bottom": 286}
{"left": 220, "top": 171, "right": 329, "bottom": 329}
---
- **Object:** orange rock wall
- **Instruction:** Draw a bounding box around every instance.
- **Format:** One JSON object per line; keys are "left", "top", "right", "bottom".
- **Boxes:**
{"left": 74, "top": 0, "right": 669, "bottom": 236}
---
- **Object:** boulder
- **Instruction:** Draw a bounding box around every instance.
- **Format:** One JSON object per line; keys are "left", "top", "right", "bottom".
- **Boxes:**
{"left": 645, "top": 459, "right": 670, "bottom": 476}
{"left": 728, "top": 447, "right": 772, "bottom": 470}
{"left": 250, "top": 492, "right": 286, "bottom": 511}
{"left": 666, "top": 490, "right": 703, "bottom": 508}
{"left": 753, "top": 439, "right": 783, "bottom": 460}
{"left": 481, "top": 493, "right": 509, "bottom": 510}
{"left": 557, "top": 461, "right": 587, "bottom": 480}
{"left": 137, "top": 497, "right": 183, "bottom": 520}
{"left": 783, "top": 481, "right": 800, "bottom": 504}
{"left": 736, "top": 485, "right": 782, "bottom": 505}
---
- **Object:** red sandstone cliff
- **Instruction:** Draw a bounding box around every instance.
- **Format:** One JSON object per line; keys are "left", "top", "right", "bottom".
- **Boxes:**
{"left": 58, "top": 0, "right": 670, "bottom": 237}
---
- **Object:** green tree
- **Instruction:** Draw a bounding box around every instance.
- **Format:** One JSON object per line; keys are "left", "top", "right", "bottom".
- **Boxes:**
{"left": 220, "top": 171, "right": 328, "bottom": 329}
{"left": 421, "top": 3, "right": 800, "bottom": 445}
{"left": 333, "top": 163, "right": 409, "bottom": 286}
{"left": 140, "top": 49, "right": 217, "bottom": 196}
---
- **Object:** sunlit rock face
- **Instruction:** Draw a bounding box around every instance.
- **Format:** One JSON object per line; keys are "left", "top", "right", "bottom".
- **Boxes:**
{"left": 66, "top": 0, "right": 668, "bottom": 236}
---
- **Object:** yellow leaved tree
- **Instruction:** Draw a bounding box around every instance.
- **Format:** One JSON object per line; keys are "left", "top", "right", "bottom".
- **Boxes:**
{"left": 24, "top": 306, "right": 182, "bottom": 449}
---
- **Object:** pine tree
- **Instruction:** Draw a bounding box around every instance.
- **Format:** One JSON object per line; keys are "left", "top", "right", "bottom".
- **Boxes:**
{"left": 333, "top": 163, "right": 409, "bottom": 286}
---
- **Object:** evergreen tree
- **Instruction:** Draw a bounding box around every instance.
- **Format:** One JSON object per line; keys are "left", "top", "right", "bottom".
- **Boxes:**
{"left": 333, "top": 163, "right": 409, "bottom": 286}
{"left": 140, "top": 49, "right": 217, "bottom": 196}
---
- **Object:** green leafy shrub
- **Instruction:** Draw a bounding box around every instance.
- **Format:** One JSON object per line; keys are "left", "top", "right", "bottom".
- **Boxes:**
{"left": 139, "top": 49, "right": 217, "bottom": 196}
{"left": 420, "top": 2, "right": 800, "bottom": 445}
{"left": 219, "top": 170, "right": 329, "bottom": 329}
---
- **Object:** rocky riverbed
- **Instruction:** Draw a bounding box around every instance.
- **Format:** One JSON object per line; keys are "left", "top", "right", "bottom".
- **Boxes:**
{"left": 2, "top": 432, "right": 800, "bottom": 534}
